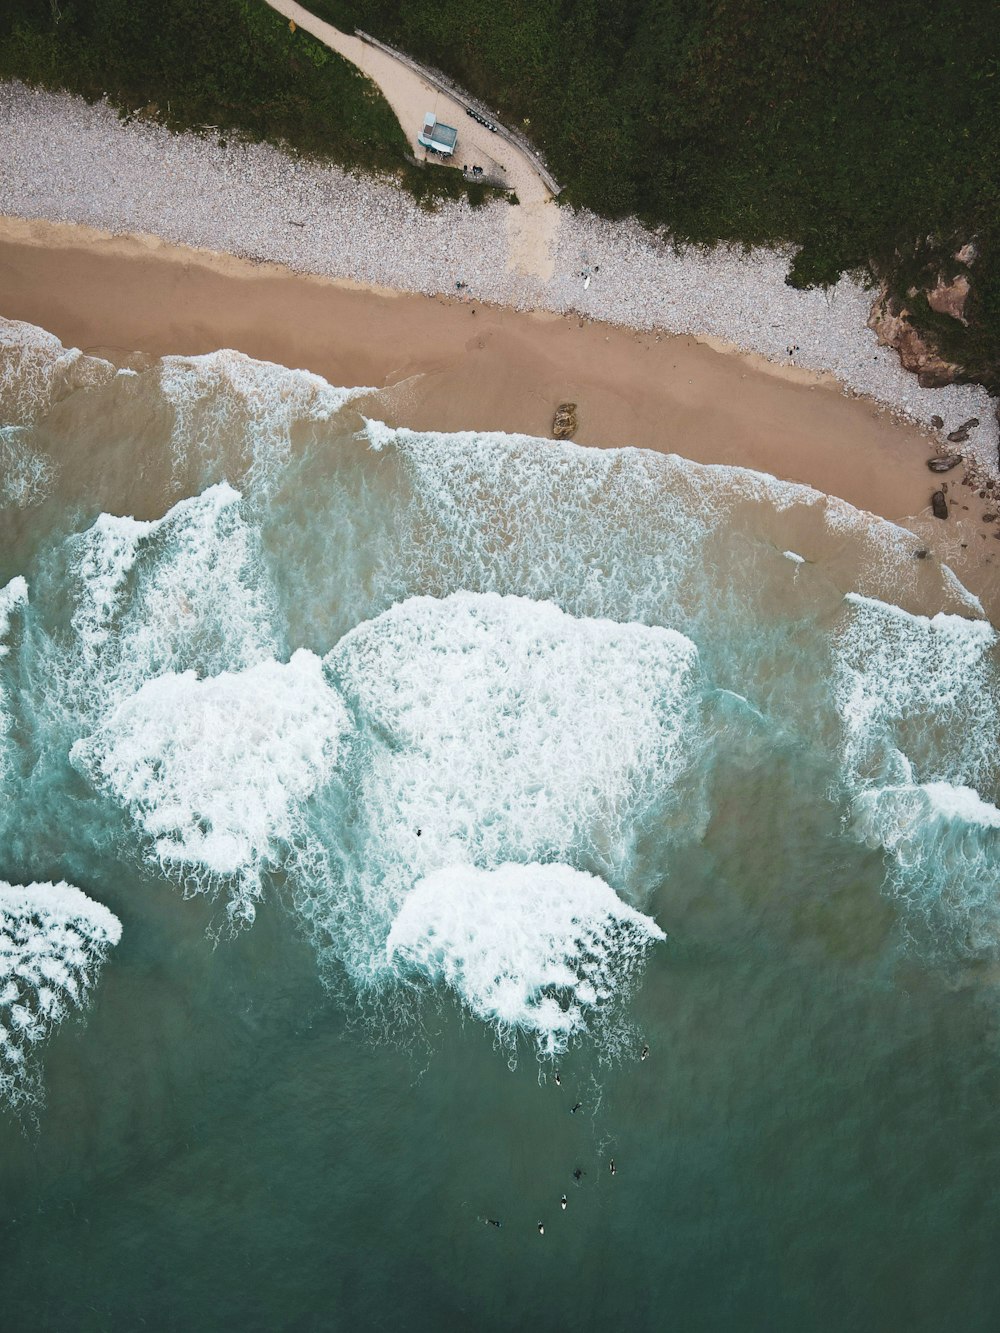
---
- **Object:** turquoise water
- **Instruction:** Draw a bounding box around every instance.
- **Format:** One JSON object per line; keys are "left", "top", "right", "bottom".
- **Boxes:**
{"left": 1, "top": 321, "right": 999, "bottom": 1330}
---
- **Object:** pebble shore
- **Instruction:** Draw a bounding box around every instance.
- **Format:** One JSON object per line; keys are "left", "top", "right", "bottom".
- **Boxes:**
{"left": 1, "top": 81, "right": 996, "bottom": 474}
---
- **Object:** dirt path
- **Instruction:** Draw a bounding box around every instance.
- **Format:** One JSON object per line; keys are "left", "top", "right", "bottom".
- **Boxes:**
{"left": 262, "top": 0, "right": 560, "bottom": 279}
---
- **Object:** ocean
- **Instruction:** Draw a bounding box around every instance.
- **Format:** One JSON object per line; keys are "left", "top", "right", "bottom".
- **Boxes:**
{"left": 1, "top": 317, "right": 999, "bottom": 1331}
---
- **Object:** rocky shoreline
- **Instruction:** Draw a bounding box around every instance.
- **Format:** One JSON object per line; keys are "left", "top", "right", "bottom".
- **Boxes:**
{"left": 1, "top": 80, "right": 997, "bottom": 477}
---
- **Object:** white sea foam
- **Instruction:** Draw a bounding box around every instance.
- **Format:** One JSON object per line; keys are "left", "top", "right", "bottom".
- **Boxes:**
{"left": 0, "top": 880, "right": 121, "bottom": 1110}
{"left": 364, "top": 421, "right": 971, "bottom": 638}
{"left": 386, "top": 862, "right": 666, "bottom": 1055}
{"left": 0, "top": 317, "right": 116, "bottom": 427}
{"left": 0, "top": 426, "right": 55, "bottom": 508}
{"left": 323, "top": 591, "right": 701, "bottom": 985}
{"left": 67, "top": 482, "right": 276, "bottom": 714}
{"left": 70, "top": 651, "right": 349, "bottom": 926}
{"left": 851, "top": 782, "right": 1000, "bottom": 951}
{"left": 0, "top": 576, "right": 28, "bottom": 786}
{"left": 160, "top": 349, "right": 366, "bottom": 495}
{"left": 835, "top": 592, "right": 998, "bottom": 791}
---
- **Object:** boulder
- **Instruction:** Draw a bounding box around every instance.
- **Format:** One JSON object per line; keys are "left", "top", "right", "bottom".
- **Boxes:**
{"left": 931, "top": 490, "right": 949, "bottom": 520}
{"left": 947, "top": 418, "right": 980, "bottom": 444}
{"left": 552, "top": 402, "right": 578, "bottom": 439}
{"left": 927, "top": 455, "right": 963, "bottom": 473}
{"left": 930, "top": 415, "right": 944, "bottom": 429}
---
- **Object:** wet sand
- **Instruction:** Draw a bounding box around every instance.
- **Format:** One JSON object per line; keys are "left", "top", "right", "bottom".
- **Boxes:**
{"left": 2, "top": 215, "right": 997, "bottom": 614}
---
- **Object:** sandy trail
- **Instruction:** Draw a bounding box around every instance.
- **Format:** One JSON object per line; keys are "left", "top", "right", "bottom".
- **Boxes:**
{"left": 263, "top": 0, "right": 559, "bottom": 278}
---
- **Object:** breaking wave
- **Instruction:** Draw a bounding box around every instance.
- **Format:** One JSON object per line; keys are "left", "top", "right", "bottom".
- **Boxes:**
{"left": 387, "top": 862, "right": 666, "bottom": 1055}
{"left": 0, "top": 881, "right": 121, "bottom": 1110}
{"left": 70, "top": 651, "right": 350, "bottom": 927}
{"left": 0, "top": 317, "right": 117, "bottom": 428}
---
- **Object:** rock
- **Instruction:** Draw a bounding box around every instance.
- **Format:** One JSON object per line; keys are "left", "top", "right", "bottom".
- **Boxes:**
{"left": 927, "top": 455, "right": 963, "bottom": 473}
{"left": 947, "top": 419, "right": 979, "bottom": 443}
{"left": 914, "top": 548, "right": 930, "bottom": 559}
{"left": 984, "top": 514, "right": 997, "bottom": 524}
{"left": 927, "top": 273, "right": 971, "bottom": 325}
{"left": 868, "top": 286, "right": 963, "bottom": 387}
{"left": 931, "top": 490, "right": 949, "bottom": 520}
{"left": 955, "top": 241, "right": 978, "bottom": 265}
{"left": 552, "top": 402, "right": 578, "bottom": 439}
{"left": 930, "top": 415, "right": 944, "bottom": 429}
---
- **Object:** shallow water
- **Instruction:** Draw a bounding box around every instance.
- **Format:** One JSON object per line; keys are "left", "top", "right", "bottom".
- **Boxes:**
{"left": 1, "top": 318, "right": 999, "bottom": 1331}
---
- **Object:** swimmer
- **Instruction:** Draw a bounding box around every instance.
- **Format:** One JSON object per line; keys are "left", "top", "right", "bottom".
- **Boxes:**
{"left": 560, "top": 1195, "right": 568, "bottom": 1210}
{"left": 416, "top": 828, "right": 422, "bottom": 837}
{"left": 571, "top": 1102, "right": 582, "bottom": 1114}
{"left": 572, "top": 1168, "right": 584, "bottom": 1182}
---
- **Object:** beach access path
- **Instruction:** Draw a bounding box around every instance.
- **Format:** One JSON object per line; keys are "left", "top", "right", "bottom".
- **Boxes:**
{"left": 262, "top": 0, "right": 561, "bottom": 277}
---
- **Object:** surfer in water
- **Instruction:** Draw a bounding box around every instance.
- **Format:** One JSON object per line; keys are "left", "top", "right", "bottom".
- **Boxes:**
{"left": 610, "top": 1158, "right": 616, "bottom": 1176}
{"left": 560, "top": 1194, "right": 568, "bottom": 1210}
{"left": 537, "top": 1222, "right": 545, "bottom": 1235}
{"left": 571, "top": 1102, "right": 582, "bottom": 1114}
{"left": 641, "top": 1044, "right": 649, "bottom": 1061}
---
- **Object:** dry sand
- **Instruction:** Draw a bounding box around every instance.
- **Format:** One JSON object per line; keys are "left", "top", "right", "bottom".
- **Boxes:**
{"left": 1, "top": 215, "right": 998, "bottom": 614}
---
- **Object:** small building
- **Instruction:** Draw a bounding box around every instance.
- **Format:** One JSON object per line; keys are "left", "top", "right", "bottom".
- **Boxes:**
{"left": 417, "top": 113, "right": 458, "bottom": 157}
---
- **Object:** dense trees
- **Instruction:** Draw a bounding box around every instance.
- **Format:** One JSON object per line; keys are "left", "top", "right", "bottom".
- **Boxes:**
{"left": 318, "top": 0, "right": 1000, "bottom": 389}
{"left": 3, "top": 0, "right": 998, "bottom": 385}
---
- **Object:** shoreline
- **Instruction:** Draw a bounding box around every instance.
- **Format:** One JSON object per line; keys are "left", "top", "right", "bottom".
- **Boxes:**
{"left": 2, "top": 214, "right": 999, "bottom": 618}
{"left": 2, "top": 79, "right": 997, "bottom": 474}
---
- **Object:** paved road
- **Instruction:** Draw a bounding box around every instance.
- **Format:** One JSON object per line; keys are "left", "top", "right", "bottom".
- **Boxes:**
{"left": 262, "top": 0, "right": 560, "bottom": 279}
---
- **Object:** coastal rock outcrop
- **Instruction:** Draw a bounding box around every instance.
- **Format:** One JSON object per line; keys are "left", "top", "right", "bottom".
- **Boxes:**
{"left": 867, "top": 286, "right": 963, "bottom": 389}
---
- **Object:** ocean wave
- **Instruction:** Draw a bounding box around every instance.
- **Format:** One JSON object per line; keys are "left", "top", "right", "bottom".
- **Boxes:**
{"left": 0, "top": 317, "right": 117, "bottom": 427}
{"left": 386, "top": 862, "right": 665, "bottom": 1056}
{"left": 834, "top": 592, "right": 998, "bottom": 792}
{"left": 0, "top": 426, "right": 55, "bottom": 508}
{"left": 0, "top": 576, "right": 28, "bottom": 788}
{"left": 0, "top": 880, "right": 121, "bottom": 1111}
{"left": 159, "top": 348, "right": 367, "bottom": 496}
{"left": 851, "top": 782, "right": 1000, "bottom": 952}
{"left": 319, "top": 591, "right": 702, "bottom": 988}
{"left": 70, "top": 651, "right": 349, "bottom": 927}
{"left": 66, "top": 481, "right": 276, "bottom": 715}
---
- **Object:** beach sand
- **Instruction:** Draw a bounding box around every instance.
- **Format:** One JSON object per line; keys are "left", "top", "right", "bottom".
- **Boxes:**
{"left": 2, "top": 215, "right": 997, "bottom": 615}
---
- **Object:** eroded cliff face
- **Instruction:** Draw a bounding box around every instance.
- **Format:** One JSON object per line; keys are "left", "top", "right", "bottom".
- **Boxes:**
{"left": 867, "top": 244, "right": 978, "bottom": 390}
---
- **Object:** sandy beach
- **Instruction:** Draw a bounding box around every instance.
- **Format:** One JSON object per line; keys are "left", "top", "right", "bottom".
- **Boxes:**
{"left": 3, "top": 214, "right": 999, "bottom": 616}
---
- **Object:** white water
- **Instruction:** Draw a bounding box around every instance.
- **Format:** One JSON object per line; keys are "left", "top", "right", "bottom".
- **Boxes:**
{"left": 0, "top": 881, "right": 121, "bottom": 1110}
{"left": 387, "top": 862, "right": 666, "bottom": 1055}
{"left": 70, "top": 651, "right": 350, "bottom": 926}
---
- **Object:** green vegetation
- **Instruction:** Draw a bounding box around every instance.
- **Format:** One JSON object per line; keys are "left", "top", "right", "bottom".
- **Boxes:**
{"left": 2, "top": 1, "right": 997, "bottom": 385}
{"left": 0, "top": 0, "right": 491, "bottom": 208}
{"left": 315, "top": 0, "right": 1000, "bottom": 390}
